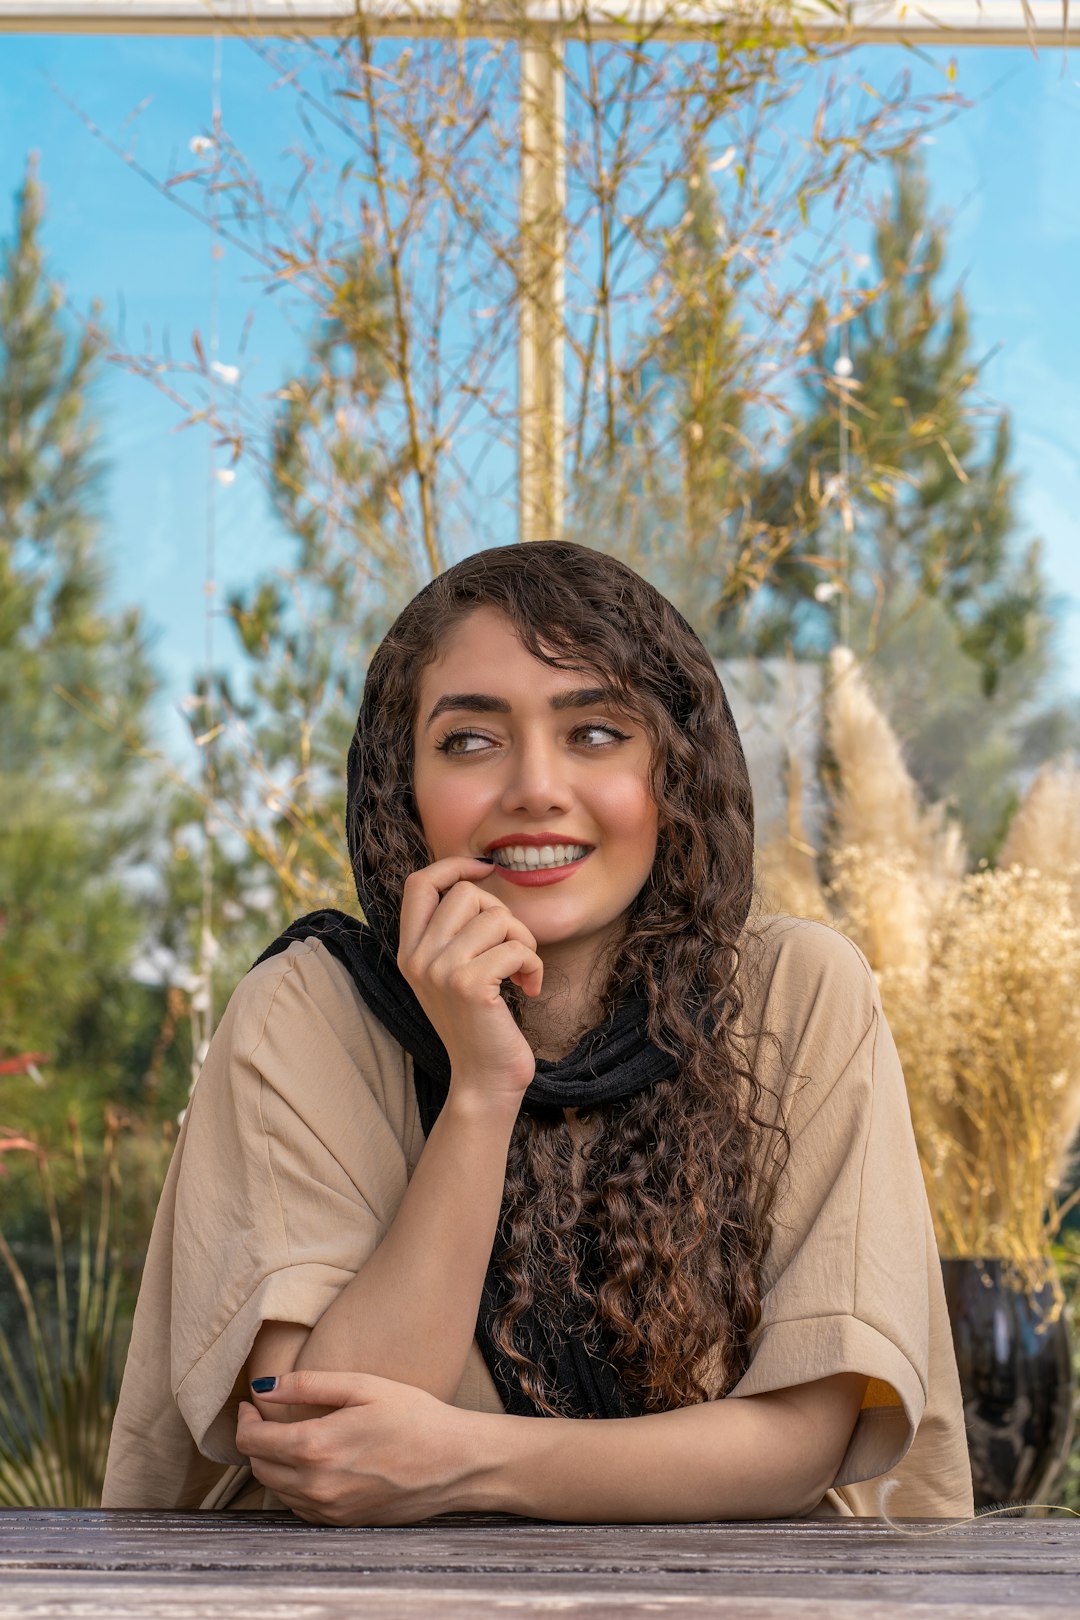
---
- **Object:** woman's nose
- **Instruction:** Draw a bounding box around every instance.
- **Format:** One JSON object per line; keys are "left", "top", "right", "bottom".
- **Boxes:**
{"left": 499, "top": 735, "right": 575, "bottom": 816}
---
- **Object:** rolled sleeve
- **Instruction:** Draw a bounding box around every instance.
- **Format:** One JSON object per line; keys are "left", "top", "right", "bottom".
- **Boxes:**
{"left": 175, "top": 1263, "right": 358, "bottom": 1462}
{"left": 727, "top": 922, "right": 934, "bottom": 1491}
{"left": 104, "top": 938, "right": 421, "bottom": 1503}
{"left": 168, "top": 940, "right": 416, "bottom": 1461}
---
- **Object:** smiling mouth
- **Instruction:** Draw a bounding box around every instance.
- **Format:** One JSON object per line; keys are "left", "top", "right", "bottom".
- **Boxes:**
{"left": 488, "top": 842, "right": 592, "bottom": 872}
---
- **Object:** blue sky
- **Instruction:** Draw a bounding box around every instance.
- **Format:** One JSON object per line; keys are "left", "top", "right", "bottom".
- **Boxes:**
{"left": 1, "top": 31, "right": 1078, "bottom": 757}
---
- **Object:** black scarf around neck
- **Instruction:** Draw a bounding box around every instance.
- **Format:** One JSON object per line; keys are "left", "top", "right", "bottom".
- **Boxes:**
{"left": 255, "top": 906, "right": 687, "bottom": 1419}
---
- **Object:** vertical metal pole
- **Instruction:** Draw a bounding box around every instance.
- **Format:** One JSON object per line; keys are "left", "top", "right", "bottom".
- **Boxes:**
{"left": 519, "top": 26, "right": 566, "bottom": 542}
{"left": 192, "top": 31, "right": 223, "bottom": 1090}
{"left": 837, "top": 318, "right": 853, "bottom": 650}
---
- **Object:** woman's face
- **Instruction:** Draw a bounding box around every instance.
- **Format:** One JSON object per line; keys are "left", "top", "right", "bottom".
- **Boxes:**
{"left": 412, "top": 606, "right": 659, "bottom": 982}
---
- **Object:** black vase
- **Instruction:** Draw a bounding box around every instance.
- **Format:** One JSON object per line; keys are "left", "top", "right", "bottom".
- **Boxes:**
{"left": 941, "top": 1257, "right": 1076, "bottom": 1509}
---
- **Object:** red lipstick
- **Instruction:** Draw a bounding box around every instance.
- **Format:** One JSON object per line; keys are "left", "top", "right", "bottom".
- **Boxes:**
{"left": 491, "top": 853, "right": 591, "bottom": 887}
{"left": 483, "top": 833, "right": 593, "bottom": 854}
{"left": 481, "top": 833, "right": 594, "bottom": 887}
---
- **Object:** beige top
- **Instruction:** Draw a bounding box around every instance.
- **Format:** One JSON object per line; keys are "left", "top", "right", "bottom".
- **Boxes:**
{"left": 102, "top": 916, "right": 973, "bottom": 1519}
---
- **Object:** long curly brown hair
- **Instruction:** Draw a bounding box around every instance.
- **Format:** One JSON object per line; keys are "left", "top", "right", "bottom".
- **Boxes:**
{"left": 348, "top": 541, "right": 788, "bottom": 1413}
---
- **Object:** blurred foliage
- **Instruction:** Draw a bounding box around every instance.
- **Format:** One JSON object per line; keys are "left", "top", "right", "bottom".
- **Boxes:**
{"left": 750, "top": 158, "right": 1040, "bottom": 678}
{"left": 768, "top": 159, "right": 1070, "bottom": 860}
{"left": 0, "top": 1120, "right": 125, "bottom": 1507}
{"left": 567, "top": 143, "right": 761, "bottom": 624}
{"left": 161, "top": 244, "right": 405, "bottom": 972}
{"left": 0, "top": 162, "right": 191, "bottom": 1228}
{"left": 762, "top": 660, "right": 1080, "bottom": 1271}
{"left": 1050, "top": 1231, "right": 1080, "bottom": 1512}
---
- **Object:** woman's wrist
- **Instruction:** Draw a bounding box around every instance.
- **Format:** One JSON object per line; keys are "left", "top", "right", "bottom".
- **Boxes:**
{"left": 444, "top": 1407, "right": 528, "bottom": 1515}
{"left": 441, "top": 1082, "right": 525, "bottom": 1134}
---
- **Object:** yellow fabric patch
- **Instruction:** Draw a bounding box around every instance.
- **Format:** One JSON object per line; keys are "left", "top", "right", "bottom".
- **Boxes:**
{"left": 862, "top": 1377, "right": 902, "bottom": 1410}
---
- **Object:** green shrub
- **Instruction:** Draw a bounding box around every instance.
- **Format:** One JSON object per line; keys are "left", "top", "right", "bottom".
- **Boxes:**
{"left": 0, "top": 1120, "right": 127, "bottom": 1507}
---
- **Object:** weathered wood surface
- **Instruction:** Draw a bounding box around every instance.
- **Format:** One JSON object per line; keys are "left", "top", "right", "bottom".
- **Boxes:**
{"left": 2, "top": 1509, "right": 1079, "bottom": 1618}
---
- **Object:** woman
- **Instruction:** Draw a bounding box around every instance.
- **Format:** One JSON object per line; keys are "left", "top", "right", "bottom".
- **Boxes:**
{"left": 102, "top": 542, "right": 973, "bottom": 1523}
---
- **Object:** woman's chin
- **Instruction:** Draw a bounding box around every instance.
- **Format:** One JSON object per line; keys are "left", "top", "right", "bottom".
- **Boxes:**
{"left": 524, "top": 918, "right": 622, "bottom": 967}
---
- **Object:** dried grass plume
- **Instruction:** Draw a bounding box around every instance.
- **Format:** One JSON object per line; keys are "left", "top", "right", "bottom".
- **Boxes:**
{"left": 765, "top": 653, "right": 1080, "bottom": 1266}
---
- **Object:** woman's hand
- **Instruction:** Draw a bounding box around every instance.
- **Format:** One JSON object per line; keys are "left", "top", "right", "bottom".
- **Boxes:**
{"left": 397, "top": 856, "right": 543, "bottom": 1108}
{"left": 236, "top": 1370, "right": 482, "bottom": 1526}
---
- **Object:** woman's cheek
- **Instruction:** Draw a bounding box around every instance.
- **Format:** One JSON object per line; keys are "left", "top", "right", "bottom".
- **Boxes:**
{"left": 417, "top": 775, "right": 487, "bottom": 859}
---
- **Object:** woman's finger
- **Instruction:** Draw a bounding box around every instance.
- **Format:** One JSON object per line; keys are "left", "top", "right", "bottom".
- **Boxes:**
{"left": 276, "top": 1495, "right": 330, "bottom": 1525}
{"left": 238, "top": 1409, "right": 322, "bottom": 1470}
{"left": 405, "top": 880, "right": 512, "bottom": 966}
{"left": 235, "top": 1399, "right": 266, "bottom": 1455}
{"left": 445, "top": 940, "right": 545, "bottom": 999}
{"left": 248, "top": 1367, "right": 390, "bottom": 1411}
{"left": 246, "top": 1452, "right": 305, "bottom": 1496}
{"left": 423, "top": 907, "right": 537, "bottom": 983}
{"left": 397, "top": 858, "right": 495, "bottom": 961}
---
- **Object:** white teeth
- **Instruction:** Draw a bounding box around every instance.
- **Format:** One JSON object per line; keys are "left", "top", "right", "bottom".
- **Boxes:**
{"left": 491, "top": 843, "right": 589, "bottom": 871}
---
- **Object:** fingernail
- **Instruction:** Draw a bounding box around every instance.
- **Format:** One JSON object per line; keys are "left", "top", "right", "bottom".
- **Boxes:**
{"left": 251, "top": 1376, "right": 278, "bottom": 1393}
{"left": 476, "top": 856, "right": 494, "bottom": 864}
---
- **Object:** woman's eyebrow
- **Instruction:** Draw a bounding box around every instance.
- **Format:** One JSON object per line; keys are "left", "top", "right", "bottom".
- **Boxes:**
{"left": 425, "top": 686, "right": 618, "bottom": 727}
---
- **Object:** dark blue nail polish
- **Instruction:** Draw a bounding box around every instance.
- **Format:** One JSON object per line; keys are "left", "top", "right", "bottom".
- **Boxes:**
{"left": 251, "top": 1376, "right": 277, "bottom": 1393}
{"left": 477, "top": 855, "right": 494, "bottom": 864}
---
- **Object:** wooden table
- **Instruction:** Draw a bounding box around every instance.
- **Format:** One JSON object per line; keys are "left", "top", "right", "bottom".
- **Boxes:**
{"left": 2, "top": 1509, "right": 1079, "bottom": 1618}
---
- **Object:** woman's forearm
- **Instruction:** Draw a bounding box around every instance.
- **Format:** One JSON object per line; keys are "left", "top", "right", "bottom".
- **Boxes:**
{"left": 459, "top": 1374, "right": 867, "bottom": 1523}
{"left": 294, "top": 1091, "right": 520, "bottom": 1403}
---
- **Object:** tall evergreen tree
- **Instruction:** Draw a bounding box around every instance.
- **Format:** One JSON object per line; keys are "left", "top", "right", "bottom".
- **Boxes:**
{"left": 743, "top": 155, "right": 1070, "bottom": 855}
{"left": 0, "top": 161, "right": 185, "bottom": 1161}
{"left": 568, "top": 152, "right": 764, "bottom": 632}
{"left": 746, "top": 156, "right": 1048, "bottom": 681}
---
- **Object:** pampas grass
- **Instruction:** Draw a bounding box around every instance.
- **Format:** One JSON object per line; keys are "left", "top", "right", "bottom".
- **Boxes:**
{"left": 826, "top": 648, "right": 964, "bottom": 882}
{"left": 824, "top": 648, "right": 966, "bottom": 980}
{"left": 766, "top": 651, "right": 1080, "bottom": 1270}
{"left": 897, "top": 867, "right": 1080, "bottom": 1261}
{"left": 757, "top": 752, "right": 830, "bottom": 924}
{"left": 1000, "top": 761, "right": 1080, "bottom": 917}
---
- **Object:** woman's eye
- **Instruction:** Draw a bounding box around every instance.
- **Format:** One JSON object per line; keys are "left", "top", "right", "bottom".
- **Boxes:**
{"left": 574, "top": 724, "right": 631, "bottom": 747}
{"left": 435, "top": 730, "right": 491, "bottom": 755}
